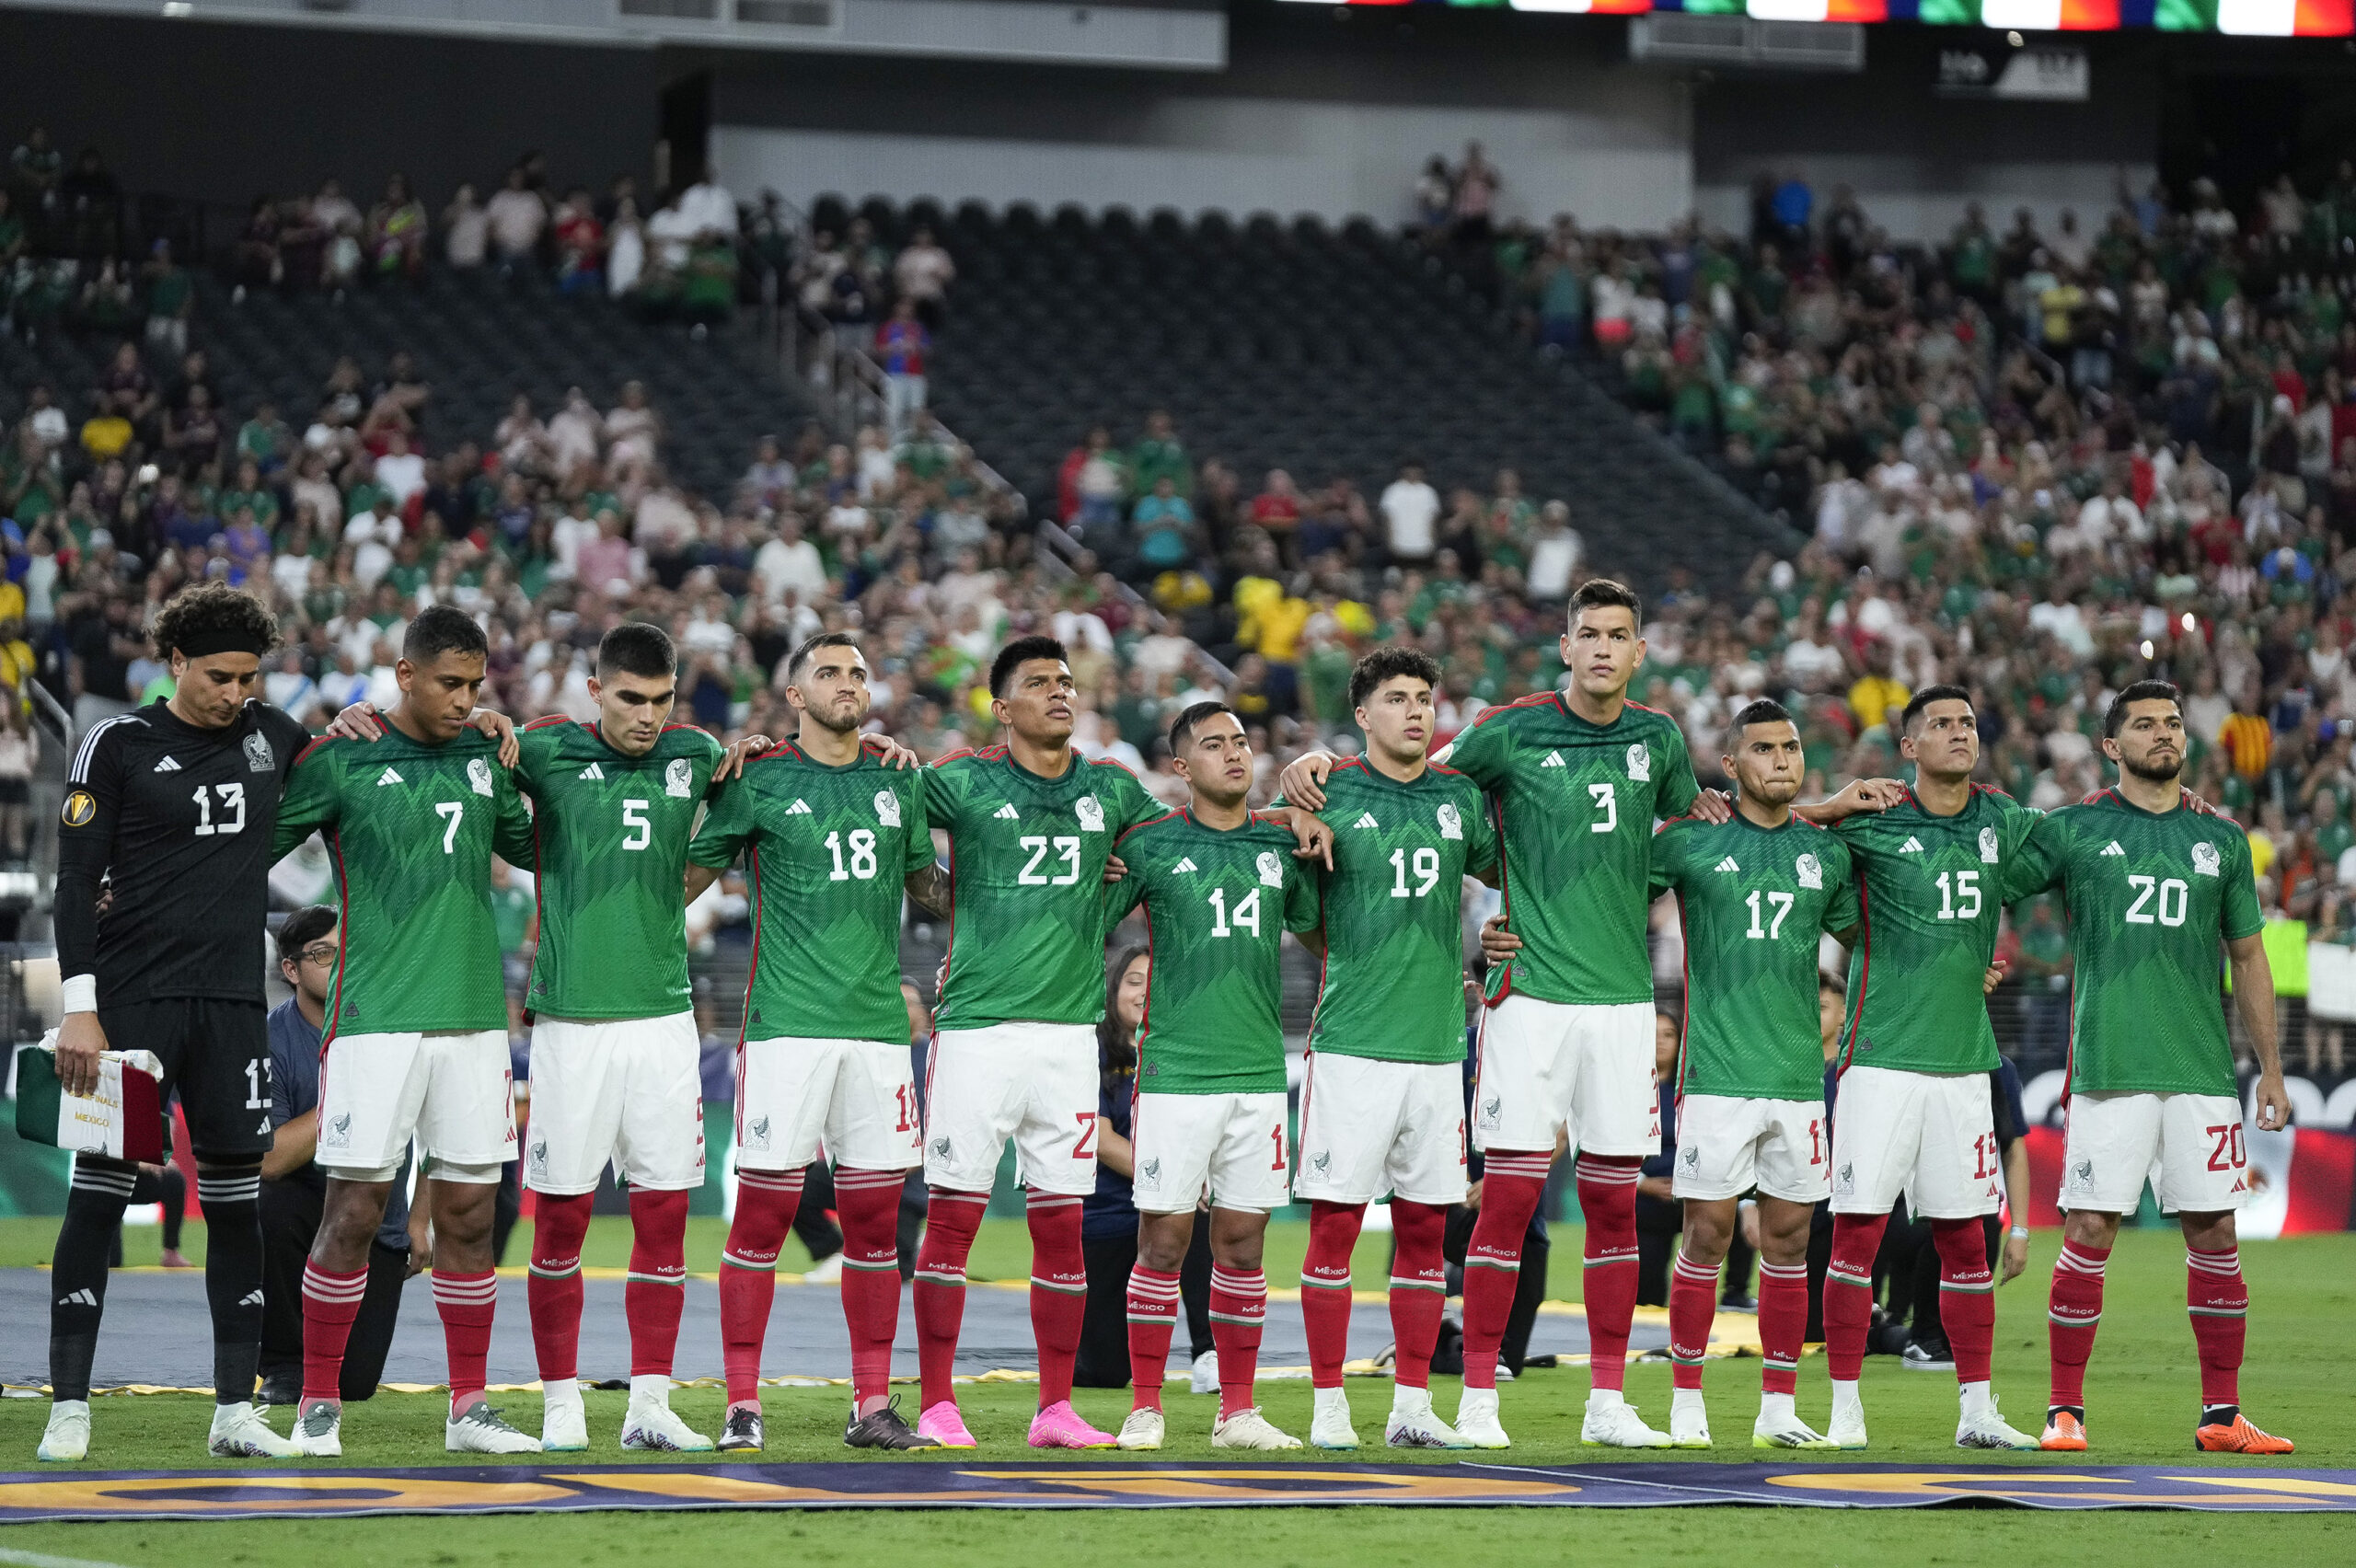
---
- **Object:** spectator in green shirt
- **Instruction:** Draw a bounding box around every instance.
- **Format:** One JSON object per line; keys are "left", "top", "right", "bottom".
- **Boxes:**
{"left": 1130, "top": 409, "right": 1192, "bottom": 501}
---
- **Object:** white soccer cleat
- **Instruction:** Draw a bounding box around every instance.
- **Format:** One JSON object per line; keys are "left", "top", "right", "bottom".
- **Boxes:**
{"left": 621, "top": 1395, "right": 714, "bottom": 1453}
{"left": 1956, "top": 1401, "right": 2040, "bottom": 1451}
{"left": 1309, "top": 1386, "right": 1359, "bottom": 1450}
{"left": 1188, "top": 1349, "right": 1220, "bottom": 1396}
{"left": 37, "top": 1401, "right": 89, "bottom": 1463}
{"left": 1826, "top": 1401, "right": 1869, "bottom": 1451}
{"left": 1752, "top": 1411, "right": 1840, "bottom": 1450}
{"left": 1115, "top": 1407, "right": 1165, "bottom": 1451}
{"left": 1669, "top": 1393, "right": 1714, "bottom": 1450}
{"left": 1453, "top": 1386, "right": 1511, "bottom": 1449}
{"left": 446, "top": 1401, "right": 541, "bottom": 1455}
{"left": 802, "top": 1252, "right": 845, "bottom": 1285}
{"left": 208, "top": 1401, "right": 298, "bottom": 1458}
{"left": 1209, "top": 1407, "right": 1302, "bottom": 1451}
{"left": 540, "top": 1400, "right": 588, "bottom": 1453}
{"left": 1581, "top": 1393, "right": 1672, "bottom": 1448}
{"left": 292, "top": 1399, "right": 343, "bottom": 1458}
{"left": 1384, "top": 1389, "right": 1469, "bottom": 1450}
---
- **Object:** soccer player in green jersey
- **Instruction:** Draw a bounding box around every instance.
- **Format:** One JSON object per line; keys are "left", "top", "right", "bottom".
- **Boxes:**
{"left": 1104, "top": 702, "right": 1320, "bottom": 1453}
{"left": 1819, "top": 685, "right": 2044, "bottom": 1453}
{"left": 2007, "top": 681, "right": 2295, "bottom": 1457}
{"left": 685, "top": 632, "right": 948, "bottom": 1454}
{"left": 1284, "top": 647, "right": 1496, "bottom": 1453}
{"left": 911, "top": 635, "right": 1167, "bottom": 1450}
{"left": 273, "top": 606, "right": 539, "bottom": 1458}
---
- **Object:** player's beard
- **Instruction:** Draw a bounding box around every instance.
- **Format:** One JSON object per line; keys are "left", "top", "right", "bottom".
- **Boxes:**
{"left": 805, "top": 698, "right": 868, "bottom": 736}
{"left": 2122, "top": 749, "right": 2183, "bottom": 783}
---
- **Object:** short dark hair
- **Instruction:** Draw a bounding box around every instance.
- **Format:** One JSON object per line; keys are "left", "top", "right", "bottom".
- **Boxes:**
{"left": 989, "top": 635, "right": 1069, "bottom": 698}
{"left": 1728, "top": 698, "right": 1796, "bottom": 738}
{"left": 785, "top": 631, "right": 860, "bottom": 688}
{"left": 275, "top": 904, "right": 339, "bottom": 969}
{"left": 1169, "top": 699, "right": 1237, "bottom": 755}
{"left": 597, "top": 622, "right": 676, "bottom": 682}
{"left": 1900, "top": 683, "right": 1974, "bottom": 733}
{"left": 402, "top": 604, "right": 486, "bottom": 665}
{"left": 1569, "top": 577, "right": 1642, "bottom": 627}
{"left": 149, "top": 582, "right": 279, "bottom": 661}
{"left": 2105, "top": 678, "right": 2183, "bottom": 738}
{"left": 1349, "top": 646, "right": 1443, "bottom": 712}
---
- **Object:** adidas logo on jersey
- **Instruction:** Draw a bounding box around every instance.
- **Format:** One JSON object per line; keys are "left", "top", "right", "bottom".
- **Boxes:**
{"left": 785, "top": 799, "right": 812, "bottom": 815}
{"left": 994, "top": 803, "right": 1020, "bottom": 820}
{"left": 1354, "top": 813, "right": 1380, "bottom": 829}
{"left": 153, "top": 755, "right": 181, "bottom": 773}
{"left": 1172, "top": 857, "right": 1198, "bottom": 873}
{"left": 1715, "top": 857, "right": 1740, "bottom": 873}
{"left": 2101, "top": 841, "right": 2126, "bottom": 857}
{"left": 375, "top": 767, "right": 403, "bottom": 787}
{"left": 1900, "top": 836, "right": 1924, "bottom": 853}
{"left": 579, "top": 763, "right": 604, "bottom": 781}
{"left": 1541, "top": 751, "right": 1566, "bottom": 768}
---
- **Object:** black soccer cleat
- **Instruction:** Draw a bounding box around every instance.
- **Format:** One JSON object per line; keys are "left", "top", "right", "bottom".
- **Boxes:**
{"left": 846, "top": 1398, "right": 941, "bottom": 1450}
{"left": 717, "top": 1405, "right": 765, "bottom": 1453}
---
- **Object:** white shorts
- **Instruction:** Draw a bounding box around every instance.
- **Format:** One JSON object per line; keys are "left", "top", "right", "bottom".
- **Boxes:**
{"left": 1830, "top": 1066, "right": 2000, "bottom": 1220}
{"left": 1131, "top": 1090, "right": 1291, "bottom": 1215}
{"left": 1472, "top": 997, "right": 1657, "bottom": 1157}
{"left": 2061, "top": 1091, "right": 2249, "bottom": 1216}
{"left": 317, "top": 1029, "right": 515, "bottom": 1181}
{"left": 1672, "top": 1094, "right": 1830, "bottom": 1205}
{"left": 736, "top": 1035, "right": 923, "bottom": 1174}
{"left": 1292, "top": 1053, "right": 1467, "bottom": 1207}
{"left": 524, "top": 1012, "right": 705, "bottom": 1195}
{"left": 922, "top": 1021, "right": 1099, "bottom": 1197}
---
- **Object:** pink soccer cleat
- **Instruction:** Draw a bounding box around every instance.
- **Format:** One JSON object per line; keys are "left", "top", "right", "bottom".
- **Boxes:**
{"left": 1026, "top": 1400, "right": 1116, "bottom": 1450}
{"left": 917, "top": 1401, "right": 976, "bottom": 1449}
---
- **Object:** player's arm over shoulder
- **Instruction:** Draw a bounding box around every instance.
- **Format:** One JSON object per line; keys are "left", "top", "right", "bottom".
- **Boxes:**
{"left": 269, "top": 735, "right": 347, "bottom": 858}
{"left": 1646, "top": 813, "right": 1694, "bottom": 895}
{"left": 1092, "top": 754, "right": 1162, "bottom": 833}
{"left": 1430, "top": 697, "right": 1519, "bottom": 781}
{"left": 1646, "top": 710, "right": 1702, "bottom": 816}
{"left": 2002, "top": 803, "right": 2068, "bottom": 905}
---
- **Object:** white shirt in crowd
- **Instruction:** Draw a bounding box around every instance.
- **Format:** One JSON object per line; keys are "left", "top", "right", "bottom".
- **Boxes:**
{"left": 374, "top": 450, "right": 427, "bottom": 507}
{"left": 1379, "top": 477, "right": 1440, "bottom": 559}
{"left": 486, "top": 189, "right": 546, "bottom": 257}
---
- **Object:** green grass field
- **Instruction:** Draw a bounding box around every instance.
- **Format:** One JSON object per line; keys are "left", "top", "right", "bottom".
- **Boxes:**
{"left": 0, "top": 1222, "right": 2348, "bottom": 1567}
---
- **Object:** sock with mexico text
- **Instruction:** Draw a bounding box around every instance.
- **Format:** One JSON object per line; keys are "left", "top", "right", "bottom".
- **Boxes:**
{"left": 913, "top": 1188, "right": 987, "bottom": 1412}
{"left": 1126, "top": 1265, "right": 1183, "bottom": 1412}
{"left": 433, "top": 1269, "right": 500, "bottom": 1416}
{"left": 1822, "top": 1211, "right": 1888, "bottom": 1387}
{"left": 1757, "top": 1260, "right": 1808, "bottom": 1396}
{"left": 527, "top": 1191, "right": 595, "bottom": 1407}
{"left": 1300, "top": 1201, "right": 1363, "bottom": 1389}
{"left": 626, "top": 1188, "right": 691, "bottom": 1383}
{"left": 1668, "top": 1249, "right": 1718, "bottom": 1392}
{"left": 1026, "top": 1190, "right": 1089, "bottom": 1410}
{"left": 194, "top": 1162, "right": 267, "bottom": 1407}
{"left": 2047, "top": 1238, "right": 2110, "bottom": 1412}
{"left": 718, "top": 1168, "right": 803, "bottom": 1408}
{"left": 2187, "top": 1245, "right": 2247, "bottom": 1414}
{"left": 1387, "top": 1199, "right": 1449, "bottom": 1391}
{"left": 1575, "top": 1155, "right": 1643, "bottom": 1393}
{"left": 1932, "top": 1216, "right": 1996, "bottom": 1395}
{"left": 300, "top": 1259, "right": 369, "bottom": 1404}
{"left": 835, "top": 1169, "right": 909, "bottom": 1417}
{"left": 1461, "top": 1153, "right": 1548, "bottom": 1391}
{"left": 1209, "top": 1265, "right": 1270, "bottom": 1421}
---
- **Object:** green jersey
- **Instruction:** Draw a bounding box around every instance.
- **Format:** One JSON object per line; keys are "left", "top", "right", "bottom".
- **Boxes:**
{"left": 1833, "top": 784, "right": 2041, "bottom": 1076}
{"left": 1104, "top": 808, "right": 1320, "bottom": 1094}
{"left": 1290, "top": 759, "right": 1496, "bottom": 1064}
{"left": 272, "top": 727, "right": 536, "bottom": 1039}
{"left": 924, "top": 745, "right": 1162, "bottom": 1032}
{"left": 1651, "top": 813, "right": 1857, "bottom": 1101}
{"left": 688, "top": 741, "right": 932, "bottom": 1045}
{"left": 1438, "top": 694, "right": 1700, "bottom": 1007}
{"left": 2007, "top": 789, "right": 2261, "bottom": 1096}
{"left": 513, "top": 718, "right": 724, "bottom": 1021}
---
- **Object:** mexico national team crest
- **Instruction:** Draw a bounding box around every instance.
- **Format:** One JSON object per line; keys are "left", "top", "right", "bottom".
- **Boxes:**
{"left": 467, "top": 757, "right": 494, "bottom": 798}
{"left": 1796, "top": 852, "right": 1822, "bottom": 890}
{"left": 1978, "top": 826, "right": 2000, "bottom": 864}
{"left": 243, "top": 731, "right": 275, "bottom": 773}
{"left": 1075, "top": 794, "right": 1105, "bottom": 833}
{"left": 1256, "top": 850, "right": 1284, "bottom": 888}
{"left": 1436, "top": 802, "right": 1463, "bottom": 841}
{"left": 873, "top": 788, "right": 902, "bottom": 827}
{"left": 1624, "top": 742, "right": 1651, "bottom": 783}
{"left": 665, "top": 756, "right": 694, "bottom": 798}
{"left": 2193, "top": 841, "right": 2221, "bottom": 878}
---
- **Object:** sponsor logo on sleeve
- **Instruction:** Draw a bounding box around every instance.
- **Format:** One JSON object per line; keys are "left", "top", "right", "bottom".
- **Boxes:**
{"left": 62, "top": 791, "right": 95, "bottom": 827}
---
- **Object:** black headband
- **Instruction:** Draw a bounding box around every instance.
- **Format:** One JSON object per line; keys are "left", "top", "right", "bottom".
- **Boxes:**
{"left": 170, "top": 628, "right": 274, "bottom": 660}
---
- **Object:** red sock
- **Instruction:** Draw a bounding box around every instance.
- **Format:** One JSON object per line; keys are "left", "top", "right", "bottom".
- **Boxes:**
{"left": 1575, "top": 1155, "right": 1642, "bottom": 1392}
{"left": 1026, "top": 1191, "right": 1088, "bottom": 1410}
{"left": 1209, "top": 1264, "right": 1268, "bottom": 1420}
{"left": 300, "top": 1261, "right": 367, "bottom": 1402}
{"left": 836, "top": 1168, "right": 907, "bottom": 1413}
{"left": 1757, "top": 1259, "right": 1807, "bottom": 1396}
{"left": 1300, "top": 1201, "right": 1362, "bottom": 1389}
{"left": 1668, "top": 1248, "right": 1716, "bottom": 1392}
{"left": 1932, "top": 1217, "right": 1994, "bottom": 1387}
{"left": 1126, "top": 1264, "right": 1182, "bottom": 1412}
{"left": 1461, "top": 1153, "right": 1547, "bottom": 1390}
{"left": 1388, "top": 1200, "right": 1449, "bottom": 1391}
{"left": 913, "top": 1188, "right": 986, "bottom": 1412}
{"left": 433, "top": 1269, "right": 499, "bottom": 1413}
{"left": 1824, "top": 1212, "right": 1888, "bottom": 1382}
{"left": 719, "top": 1168, "right": 803, "bottom": 1407}
{"left": 625, "top": 1188, "right": 690, "bottom": 1378}
{"left": 2187, "top": 1246, "right": 2247, "bottom": 1409}
{"left": 526, "top": 1192, "right": 594, "bottom": 1387}
{"left": 2047, "top": 1238, "right": 2110, "bottom": 1410}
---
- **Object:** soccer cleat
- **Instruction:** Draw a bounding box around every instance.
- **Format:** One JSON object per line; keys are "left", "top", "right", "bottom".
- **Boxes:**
{"left": 36, "top": 1401, "right": 89, "bottom": 1463}
{"left": 257, "top": 1374, "right": 301, "bottom": 1411}
{"left": 1115, "top": 1407, "right": 1165, "bottom": 1451}
{"left": 446, "top": 1401, "right": 542, "bottom": 1455}
{"left": 2040, "top": 1410, "right": 2089, "bottom": 1451}
{"left": 1026, "top": 1400, "right": 1117, "bottom": 1450}
{"left": 1752, "top": 1412, "right": 1840, "bottom": 1451}
{"left": 717, "top": 1406, "right": 766, "bottom": 1453}
{"left": 1188, "top": 1349, "right": 1220, "bottom": 1396}
{"left": 1956, "top": 1401, "right": 2040, "bottom": 1450}
{"left": 540, "top": 1401, "right": 588, "bottom": 1453}
{"left": 1581, "top": 1395, "right": 1672, "bottom": 1449}
{"left": 1453, "top": 1386, "right": 1511, "bottom": 1449}
{"left": 1385, "top": 1403, "right": 1470, "bottom": 1450}
{"left": 207, "top": 1401, "right": 298, "bottom": 1458}
{"left": 802, "top": 1252, "right": 845, "bottom": 1285}
{"left": 292, "top": 1399, "right": 343, "bottom": 1458}
{"left": 2195, "top": 1413, "right": 2295, "bottom": 1455}
{"left": 1669, "top": 1399, "right": 1714, "bottom": 1450}
{"left": 1210, "top": 1408, "right": 1302, "bottom": 1450}
{"left": 917, "top": 1401, "right": 976, "bottom": 1449}
{"left": 845, "top": 1400, "right": 940, "bottom": 1450}
{"left": 1827, "top": 1391, "right": 1868, "bottom": 1451}
{"left": 621, "top": 1396, "right": 714, "bottom": 1453}
{"left": 1310, "top": 1387, "right": 1359, "bottom": 1450}
{"left": 1901, "top": 1339, "right": 1957, "bottom": 1373}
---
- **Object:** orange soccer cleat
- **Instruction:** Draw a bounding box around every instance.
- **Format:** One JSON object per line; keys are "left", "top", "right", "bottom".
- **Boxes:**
{"left": 2195, "top": 1413, "right": 2295, "bottom": 1455}
{"left": 2039, "top": 1410, "right": 2089, "bottom": 1451}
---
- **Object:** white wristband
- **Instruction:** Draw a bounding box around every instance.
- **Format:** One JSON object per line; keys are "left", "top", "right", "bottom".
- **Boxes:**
{"left": 2009, "top": 1226, "right": 2030, "bottom": 1240}
{"left": 61, "top": 974, "right": 97, "bottom": 1015}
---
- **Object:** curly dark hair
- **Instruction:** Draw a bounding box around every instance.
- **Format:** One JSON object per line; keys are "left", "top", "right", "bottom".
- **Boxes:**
{"left": 149, "top": 582, "right": 281, "bottom": 662}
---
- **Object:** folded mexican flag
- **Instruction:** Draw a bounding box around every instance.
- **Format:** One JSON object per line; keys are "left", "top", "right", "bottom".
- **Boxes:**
{"left": 15, "top": 1033, "right": 167, "bottom": 1162}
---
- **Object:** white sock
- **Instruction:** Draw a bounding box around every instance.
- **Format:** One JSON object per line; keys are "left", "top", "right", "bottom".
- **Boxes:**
{"left": 629, "top": 1374, "right": 672, "bottom": 1406}
{"left": 542, "top": 1378, "right": 583, "bottom": 1411}
{"left": 1959, "top": 1380, "right": 1992, "bottom": 1420}
{"left": 1459, "top": 1384, "right": 1497, "bottom": 1412}
{"left": 1587, "top": 1386, "right": 1626, "bottom": 1411}
{"left": 1831, "top": 1379, "right": 1863, "bottom": 1417}
{"left": 1313, "top": 1385, "right": 1350, "bottom": 1418}
{"left": 1757, "top": 1391, "right": 1796, "bottom": 1425}
{"left": 1390, "top": 1384, "right": 1432, "bottom": 1419}
{"left": 1671, "top": 1388, "right": 1707, "bottom": 1420}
